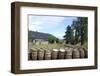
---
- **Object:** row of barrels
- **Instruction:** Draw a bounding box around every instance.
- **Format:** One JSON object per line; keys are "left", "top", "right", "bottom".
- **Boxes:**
{"left": 28, "top": 47, "right": 88, "bottom": 60}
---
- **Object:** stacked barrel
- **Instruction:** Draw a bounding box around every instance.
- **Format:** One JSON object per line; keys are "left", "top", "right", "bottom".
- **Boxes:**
{"left": 44, "top": 49, "right": 51, "bottom": 60}
{"left": 58, "top": 49, "right": 65, "bottom": 59}
{"left": 28, "top": 47, "right": 87, "bottom": 60}
{"left": 51, "top": 49, "right": 58, "bottom": 59}
{"left": 65, "top": 48, "right": 73, "bottom": 59}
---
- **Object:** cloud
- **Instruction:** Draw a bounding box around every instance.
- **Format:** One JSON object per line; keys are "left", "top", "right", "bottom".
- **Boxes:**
{"left": 52, "top": 32, "right": 65, "bottom": 39}
{"left": 32, "top": 21, "right": 42, "bottom": 25}
{"left": 29, "top": 21, "right": 43, "bottom": 31}
{"left": 28, "top": 15, "right": 77, "bottom": 39}
{"left": 29, "top": 16, "right": 65, "bottom": 31}
{"left": 29, "top": 24, "right": 42, "bottom": 31}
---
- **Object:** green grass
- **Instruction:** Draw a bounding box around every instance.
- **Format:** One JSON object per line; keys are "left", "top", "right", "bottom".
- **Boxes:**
{"left": 28, "top": 42, "right": 64, "bottom": 51}
{"left": 28, "top": 42, "right": 88, "bottom": 52}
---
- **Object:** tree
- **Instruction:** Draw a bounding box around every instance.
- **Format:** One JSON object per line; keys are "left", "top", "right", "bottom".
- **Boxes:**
{"left": 71, "top": 17, "right": 88, "bottom": 45}
{"left": 76, "top": 17, "right": 88, "bottom": 45}
{"left": 64, "top": 17, "right": 88, "bottom": 45}
{"left": 56, "top": 38, "right": 59, "bottom": 43}
{"left": 58, "top": 40, "right": 64, "bottom": 44}
{"left": 64, "top": 25, "right": 74, "bottom": 44}
{"left": 48, "top": 36, "right": 57, "bottom": 44}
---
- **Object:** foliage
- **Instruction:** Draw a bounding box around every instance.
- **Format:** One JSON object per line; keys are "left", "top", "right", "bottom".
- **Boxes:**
{"left": 56, "top": 38, "right": 59, "bottom": 43}
{"left": 58, "top": 40, "right": 64, "bottom": 44}
{"left": 64, "top": 25, "right": 74, "bottom": 44}
{"left": 64, "top": 17, "right": 88, "bottom": 45}
{"left": 29, "top": 42, "right": 65, "bottom": 49}
{"left": 48, "top": 36, "right": 57, "bottom": 44}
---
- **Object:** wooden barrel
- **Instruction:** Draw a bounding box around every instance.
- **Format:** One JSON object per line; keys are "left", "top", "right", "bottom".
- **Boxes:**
{"left": 65, "top": 48, "right": 73, "bottom": 59}
{"left": 51, "top": 49, "right": 58, "bottom": 59}
{"left": 58, "top": 49, "right": 65, "bottom": 59}
{"left": 83, "top": 48, "right": 88, "bottom": 58}
{"left": 30, "top": 48, "right": 37, "bottom": 60}
{"left": 28, "top": 52, "right": 31, "bottom": 60}
{"left": 79, "top": 48, "right": 85, "bottom": 58}
{"left": 44, "top": 49, "right": 51, "bottom": 60}
{"left": 72, "top": 48, "right": 80, "bottom": 59}
{"left": 37, "top": 48, "right": 44, "bottom": 60}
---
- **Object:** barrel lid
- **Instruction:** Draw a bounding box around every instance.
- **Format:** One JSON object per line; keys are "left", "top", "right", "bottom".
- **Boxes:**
{"left": 59, "top": 49, "right": 65, "bottom": 52}
{"left": 53, "top": 49, "right": 58, "bottom": 52}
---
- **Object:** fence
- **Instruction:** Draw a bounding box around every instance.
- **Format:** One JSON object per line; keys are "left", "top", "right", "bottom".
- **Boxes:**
{"left": 28, "top": 47, "right": 88, "bottom": 60}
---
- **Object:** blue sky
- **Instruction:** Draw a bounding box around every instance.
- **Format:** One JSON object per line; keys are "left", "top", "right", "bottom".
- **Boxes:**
{"left": 28, "top": 15, "right": 77, "bottom": 39}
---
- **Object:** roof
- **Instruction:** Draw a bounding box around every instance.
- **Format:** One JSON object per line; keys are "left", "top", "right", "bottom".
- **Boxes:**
{"left": 31, "top": 31, "right": 54, "bottom": 41}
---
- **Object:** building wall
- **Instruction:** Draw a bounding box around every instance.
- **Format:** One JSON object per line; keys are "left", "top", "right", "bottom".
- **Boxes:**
{"left": 33, "top": 39, "right": 48, "bottom": 45}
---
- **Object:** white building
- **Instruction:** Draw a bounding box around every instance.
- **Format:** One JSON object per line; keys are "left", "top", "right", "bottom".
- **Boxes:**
{"left": 33, "top": 39, "right": 48, "bottom": 45}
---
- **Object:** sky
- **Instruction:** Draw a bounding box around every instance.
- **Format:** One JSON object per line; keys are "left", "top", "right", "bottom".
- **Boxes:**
{"left": 28, "top": 15, "right": 77, "bottom": 39}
